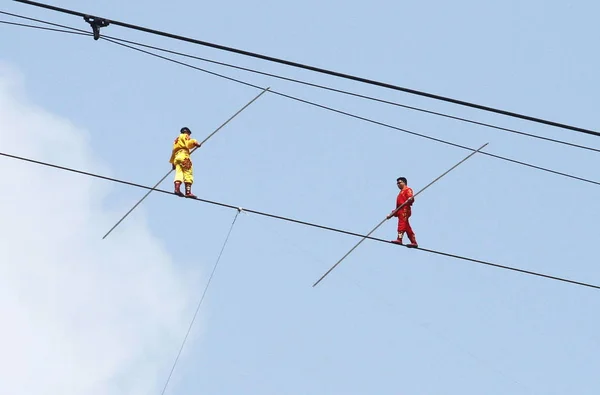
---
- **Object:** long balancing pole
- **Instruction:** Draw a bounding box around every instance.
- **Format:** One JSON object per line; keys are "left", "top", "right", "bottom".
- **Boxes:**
{"left": 312, "top": 142, "right": 489, "bottom": 287}
{"left": 102, "top": 87, "right": 270, "bottom": 239}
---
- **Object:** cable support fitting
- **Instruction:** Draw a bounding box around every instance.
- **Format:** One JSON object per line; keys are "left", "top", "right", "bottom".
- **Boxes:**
{"left": 83, "top": 15, "right": 110, "bottom": 40}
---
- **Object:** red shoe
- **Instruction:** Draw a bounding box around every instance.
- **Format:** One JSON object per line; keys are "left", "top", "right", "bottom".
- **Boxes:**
{"left": 174, "top": 181, "right": 184, "bottom": 197}
{"left": 391, "top": 239, "right": 403, "bottom": 244}
{"left": 407, "top": 235, "right": 418, "bottom": 248}
{"left": 184, "top": 183, "right": 197, "bottom": 199}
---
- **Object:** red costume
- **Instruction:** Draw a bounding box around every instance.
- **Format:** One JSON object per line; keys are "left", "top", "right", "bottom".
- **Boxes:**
{"left": 393, "top": 186, "right": 418, "bottom": 247}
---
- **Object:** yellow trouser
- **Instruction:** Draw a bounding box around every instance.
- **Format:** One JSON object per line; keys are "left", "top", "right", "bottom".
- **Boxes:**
{"left": 173, "top": 150, "right": 194, "bottom": 184}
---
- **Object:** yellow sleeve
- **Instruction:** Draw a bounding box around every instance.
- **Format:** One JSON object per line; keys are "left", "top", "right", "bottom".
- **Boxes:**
{"left": 186, "top": 138, "right": 199, "bottom": 149}
{"left": 169, "top": 134, "right": 185, "bottom": 163}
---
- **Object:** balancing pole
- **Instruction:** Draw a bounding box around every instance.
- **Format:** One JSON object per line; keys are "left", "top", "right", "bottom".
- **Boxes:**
{"left": 312, "top": 142, "right": 489, "bottom": 287}
{"left": 102, "top": 87, "right": 270, "bottom": 239}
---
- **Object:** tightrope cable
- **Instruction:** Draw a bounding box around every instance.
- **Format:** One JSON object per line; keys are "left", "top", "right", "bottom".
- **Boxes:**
{"left": 0, "top": 150, "right": 598, "bottom": 291}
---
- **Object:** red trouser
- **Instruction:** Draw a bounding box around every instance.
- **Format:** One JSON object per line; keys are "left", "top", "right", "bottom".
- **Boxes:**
{"left": 397, "top": 209, "right": 417, "bottom": 244}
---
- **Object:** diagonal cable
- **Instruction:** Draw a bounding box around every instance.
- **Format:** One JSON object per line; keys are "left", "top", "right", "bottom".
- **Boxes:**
{"left": 98, "top": 34, "right": 600, "bottom": 153}
{"left": 2, "top": 12, "right": 600, "bottom": 187}
{"left": 160, "top": 209, "right": 241, "bottom": 395}
{"left": 3, "top": 9, "right": 599, "bottom": 154}
{"left": 102, "top": 37, "right": 600, "bottom": 188}
{"left": 12, "top": 0, "right": 600, "bottom": 137}
{"left": 0, "top": 18, "right": 88, "bottom": 35}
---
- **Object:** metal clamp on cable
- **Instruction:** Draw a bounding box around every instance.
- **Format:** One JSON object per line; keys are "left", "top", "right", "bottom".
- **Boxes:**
{"left": 83, "top": 15, "right": 110, "bottom": 40}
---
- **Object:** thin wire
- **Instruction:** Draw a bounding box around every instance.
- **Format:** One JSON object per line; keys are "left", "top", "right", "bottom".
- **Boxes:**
{"left": 160, "top": 210, "right": 240, "bottom": 395}
{"left": 3, "top": 10, "right": 599, "bottom": 154}
{"left": 1, "top": 150, "right": 598, "bottom": 291}
{"left": 2, "top": 13, "right": 599, "bottom": 187}
{"left": 101, "top": 37, "right": 600, "bottom": 188}
{"left": 12, "top": 0, "right": 600, "bottom": 138}
{"left": 97, "top": 36, "right": 599, "bottom": 153}
{"left": 0, "top": 18, "right": 88, "bottom": 35}
{"left": 0, "top": 9, "right": 88, "bottom": 32}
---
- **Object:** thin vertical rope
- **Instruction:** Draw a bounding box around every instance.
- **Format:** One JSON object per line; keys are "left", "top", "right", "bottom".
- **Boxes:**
{"left": 160, "top": 210, "right": 241, "bottom": 395}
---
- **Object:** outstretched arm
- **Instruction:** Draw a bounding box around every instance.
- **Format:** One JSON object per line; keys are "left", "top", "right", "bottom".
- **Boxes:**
{"left": 187, "top": 138, "right": 202, "bottom": 150}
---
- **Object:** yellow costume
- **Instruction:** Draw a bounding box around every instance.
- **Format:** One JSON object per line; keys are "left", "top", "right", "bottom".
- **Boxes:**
{"left": 169, "top": 127, "right": 201, "bottom": 197}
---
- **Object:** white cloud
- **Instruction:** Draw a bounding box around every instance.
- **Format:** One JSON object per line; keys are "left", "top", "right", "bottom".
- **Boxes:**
{"left": 0, "top": 63, "right": 197, "bottom": 394}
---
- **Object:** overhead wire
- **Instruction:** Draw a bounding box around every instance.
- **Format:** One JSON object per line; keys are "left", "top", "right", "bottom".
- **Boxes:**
{"left": 160, "top": 209, "right": 241, "bottom": 395}
{"left": 1, "top": 150, "right": 598, "bottom": 291}
{"left": 2, "top": 12, "right": 600, "bottom": 188}
{"left": 82, "top": 38, "right": 600, "bottom": 154}
{"left": 2, "top": 9, "right": 600, "bottom": 155}
{"left": 99, "top": 38, "right": 600, "bottom": 188}
{"left": 12, "top": 0, "right": 600, "bottom": 138}
{"left": 0, "top": 9, "right": 89, "bottom": 31}
{"left": 3, "top": 14, "right": 599, "bottom": 188}
{"left": 0, "top": 18, "right": 87, "bottom": 35}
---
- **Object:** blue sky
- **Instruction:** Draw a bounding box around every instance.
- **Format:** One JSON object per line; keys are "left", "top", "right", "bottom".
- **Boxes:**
{"left": 1, "top": 0, "right": 599, "bottom": 394}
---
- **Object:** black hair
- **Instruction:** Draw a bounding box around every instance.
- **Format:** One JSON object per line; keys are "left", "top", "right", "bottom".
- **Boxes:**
{"left": 397, "top": 177, "right": 407, "bottom": 184}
